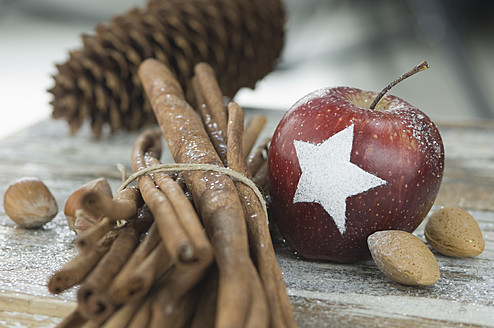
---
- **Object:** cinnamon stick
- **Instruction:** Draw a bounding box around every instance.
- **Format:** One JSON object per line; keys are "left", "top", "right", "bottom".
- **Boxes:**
{"left": 252, "top": 161, "right": 269, "bottom": 192}
{"left": 48, "top": 235, "right": 114, "bottom": 294}
{"left": 226, "top": 103, "right": 297, "bottom": 328}
{"left": 246, "top": 136, "right": 270, "bottom": 176}
{"left": 193, "top": 62, "right": 228, "bottom": 134}
{"left": 81, "top": 186, "right": 142, "bottom": 222}
{"left": 55, "top": 307, "right": 86, "bottom": 328}
{"left": 226, "top": 102, "right": 247, "bottom": 176}
{"left": 113, "top": 241, "right": 172, "bottom": 305}
{"left": 139, "top": 58, "right": 258, "bottom": 328}
{"left": 76, "top": 217, "right": 114, "bottom": 253}
{"left": 109, "top": 222, "right": 162, "bottom": 304}
{"left": 80, "top": 320, "right": 99, "bottom": 328}
{"left": 127, "top": 296, "right": 152, "bottom": 328}
{"left": 144, "top": 146, "right": 213, "bottom": 266}
{"left": 149, "top": 282, "right": 197, "bottom": 328}
{"left": 192, "top": 76, "right": 227, "bottom": 163}
{"left": 100, "top": 294, "right": 144, "bottom": 328}
{"left": 240, "top": 172, "right": 297, "bottom": 328}
{"left": 208, "top": 207, "right": 258, "bottom": 327}
{"left": 125, "top": 272, "right": 178, "bottom": 328}
{"left": 243, "top": 114, "right": 267, "bottom": 158}
{"left": 126, "top": 203, "right": 155, "bottom": 234}
{"left": 227, "top": 102, "right": 269, "bottom": 327}
{"left": 190, "top": 267, "right": 218, "bottom": 328}
{"left": 131, "top": 129, "right": 193, "bottom": 263}
{"left": 244, "top": 268, "right": 269, "bottom": 328}
{"left": 153, "top": 258, "right": 210, "bottom": 310}
{"left": 77, "top": 227, "right": 140, "bottom": 322}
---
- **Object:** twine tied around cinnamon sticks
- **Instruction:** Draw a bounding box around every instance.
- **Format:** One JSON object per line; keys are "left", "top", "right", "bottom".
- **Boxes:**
{"left": 49, "top": 59, "right": 296, "bottom": 328}
{"left": 117, "top": 163, "right": 269, "bottom": 224}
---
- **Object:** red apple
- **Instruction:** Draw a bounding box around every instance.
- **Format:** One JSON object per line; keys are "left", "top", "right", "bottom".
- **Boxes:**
{"left": 268, "top": 67, "right": 444, "bottom": 263}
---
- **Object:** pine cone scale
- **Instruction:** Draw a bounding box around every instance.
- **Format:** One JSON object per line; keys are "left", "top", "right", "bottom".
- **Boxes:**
{"left": 49, "top": 0, "right": 285, "bottom": 137}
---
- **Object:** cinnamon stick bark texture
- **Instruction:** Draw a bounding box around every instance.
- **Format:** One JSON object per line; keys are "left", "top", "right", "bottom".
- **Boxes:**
{"left": 152, "top": 285, "right": 200, "bottom": 328}
{"left": 144, "top": 140, "right": 212, "bottom": 265}
{"left": 246, "top": 136, "right": 270, "bottom": 176}
{"left": 77, "top": 227, "right": 140, "bottom": 322}
{"left": 48, "top": 206, "right": 152, "bottom": 294}
{"left": 227, "top": 102, "right": 297, "bottom": 328}
{"left": 190, "top": 267, "right": 219, "bottom": 328}
{"left": 252, "top": 161, "right": 269, "bottom": 192}
{"left": 100, "top": 295, "right": 144, "bottom": 328}
{"left": 81, "top": 186, "right": 142, "bottom": 222}
{"left": 150, "top": 262, "right": 208, "bottom": 328}
{"left": 138, "top": 58, "right": 265, "bottom": 328}
{"left": 192, "top": 68, "right": 227, "bottom": 164}
{"left": 131, "top": 129, "right": 194, "bottom": 264}
{"left": 226, "top": 102, "right": 247, "bottom": 176}
{"left": 48, "top": 233, "right": 115, "bottom": 294}
{"left": 76, "top": 217, "right": 114, "bottom": 253}
{"left": 55, "top": 307, "right": 86, "bottom": 328}
{"left": 193, "top": 62, "right": 228, "bottom": 136}
{"left": 131, "top": 128, "right": 213, "bottom": 265}
{"left": 109, "top": 222, "right": 162, "bottom": 304}
{"left": 127, "top": 297, "right": 152, "bottom": 328}
{"left": 243, "top": 114, "right": 267, "bottom": 157}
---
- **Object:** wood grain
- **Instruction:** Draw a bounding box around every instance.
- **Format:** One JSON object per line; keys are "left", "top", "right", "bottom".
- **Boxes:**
{"left": 0, "top": 112, "right": 492, "bottom": 327}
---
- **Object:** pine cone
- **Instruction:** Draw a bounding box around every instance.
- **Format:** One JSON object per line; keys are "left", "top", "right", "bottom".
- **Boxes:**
{"left": 48, "top": 0, "right": 285, "bottom": 138}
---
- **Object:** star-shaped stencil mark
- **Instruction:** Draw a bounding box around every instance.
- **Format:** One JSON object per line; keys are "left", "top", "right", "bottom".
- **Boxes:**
{"left": 293, "top": 124, "right": 387, "bottom": 235}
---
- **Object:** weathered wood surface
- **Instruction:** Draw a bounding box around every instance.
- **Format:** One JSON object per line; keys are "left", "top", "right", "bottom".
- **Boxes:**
{"left": 0, "top": 111, "right": 493, "bottom": 327}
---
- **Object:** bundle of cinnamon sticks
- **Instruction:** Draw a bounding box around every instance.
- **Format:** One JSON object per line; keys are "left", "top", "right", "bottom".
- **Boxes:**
{"left": 48, "top": 59, "right": 296, "bottom": 328}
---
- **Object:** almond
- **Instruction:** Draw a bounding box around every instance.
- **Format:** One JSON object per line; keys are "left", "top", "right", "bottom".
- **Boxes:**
{"left": 368, "top": 230, "right": 440, "bottom": 286}
{"left": 425, "top": 206, "right": 484, "bottom": 257}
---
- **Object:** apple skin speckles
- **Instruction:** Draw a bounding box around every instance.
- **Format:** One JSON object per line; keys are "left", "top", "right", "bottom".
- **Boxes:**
{"left": 268, "top": 86, "right": 445, "bottom": 263}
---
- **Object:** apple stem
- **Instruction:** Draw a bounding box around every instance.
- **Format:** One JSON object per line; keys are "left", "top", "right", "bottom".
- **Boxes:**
{"left": 369, "top": 60, "right": 430, "bottom": 110}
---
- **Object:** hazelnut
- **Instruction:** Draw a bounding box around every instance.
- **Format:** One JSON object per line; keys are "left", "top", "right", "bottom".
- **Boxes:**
{"left": 3, "top": 177, "right": 58, "bottom": 228}
{"left": 64, "top": 177, "right": 112, "bottom": 234}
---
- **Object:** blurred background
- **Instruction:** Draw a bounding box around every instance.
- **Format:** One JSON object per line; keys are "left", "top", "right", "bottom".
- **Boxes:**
{"left": 1, "top": 0, "right": 494, "bottom": 140}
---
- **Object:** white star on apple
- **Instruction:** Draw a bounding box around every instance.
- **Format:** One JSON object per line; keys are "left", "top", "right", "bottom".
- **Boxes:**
{"left": 293, "top": 124, "right": 387, "bottom": 235}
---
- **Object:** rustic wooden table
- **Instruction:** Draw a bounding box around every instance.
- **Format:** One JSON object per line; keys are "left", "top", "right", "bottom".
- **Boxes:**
{"left": 0, "top": 110, "right": 493, "bottom": 327}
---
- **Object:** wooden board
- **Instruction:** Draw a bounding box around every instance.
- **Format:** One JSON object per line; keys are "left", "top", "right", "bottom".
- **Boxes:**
{"left": 0, "top": 112, "right": 493, "bottom": 327}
